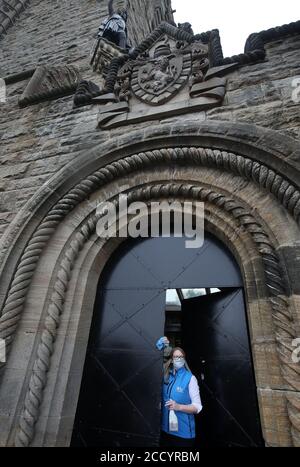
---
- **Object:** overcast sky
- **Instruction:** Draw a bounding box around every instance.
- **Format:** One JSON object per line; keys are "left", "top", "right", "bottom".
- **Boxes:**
{"left": 172, "top": 0, "right": 300, "bottom": 57}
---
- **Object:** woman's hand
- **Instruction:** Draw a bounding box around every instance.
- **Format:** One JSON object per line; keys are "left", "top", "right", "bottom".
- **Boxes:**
{"left": 156, "top": 336, "right": 170, "bottom": 351}
{"left": 165, "top": 399, "right": 181, "bottom": 411}
{"left": 162, "top": 336, "right": 169, "bottom": 346}
{"left": 165, "top": 400, "right": 198, "bottom": 414}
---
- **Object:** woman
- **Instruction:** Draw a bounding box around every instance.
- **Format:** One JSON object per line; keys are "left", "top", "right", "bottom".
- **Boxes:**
{"left": 156, "top": 336, "right": 203, "bottom": 448}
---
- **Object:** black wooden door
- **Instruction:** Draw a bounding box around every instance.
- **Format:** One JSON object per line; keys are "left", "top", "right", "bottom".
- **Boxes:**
{"left": 70, "top": 235, "right": 262, "bottom": 447}
{"left": 71, "top": 279, "right": 166, "bottom": 446}
{"left": 181, "top": 289, "right": 264, "bottom": 447}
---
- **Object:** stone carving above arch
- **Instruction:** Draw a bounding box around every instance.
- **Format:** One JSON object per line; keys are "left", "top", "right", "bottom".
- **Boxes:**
{"left": 130, "top": 43, "right": 192, "bottom": 105}
{"left": 94, "top": 29, "right": 235, "bottom": 127}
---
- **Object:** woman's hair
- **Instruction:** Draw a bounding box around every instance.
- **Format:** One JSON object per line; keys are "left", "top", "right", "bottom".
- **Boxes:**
{"left": 163, "top": 346, "right": 192, "bottom": 383}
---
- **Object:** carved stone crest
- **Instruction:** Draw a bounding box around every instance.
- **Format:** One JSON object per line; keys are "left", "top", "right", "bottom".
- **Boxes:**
{"left": 139, "top": 55, "right": 178, "bottom": 94}
{"left": 91, "top": 23, "right": 239, "bottom": 129}
{"left": 189, "top": 42, "right": 209, "bottom": 87}
{"left": 130, "top": 39, "right": 191, "bottom": 105}
{"left": 115, "top": 64, "right": 132, "bottom": 102}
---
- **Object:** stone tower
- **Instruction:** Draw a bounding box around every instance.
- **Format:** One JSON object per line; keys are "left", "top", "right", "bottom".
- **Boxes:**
{"left": 0, "top": 0, "right": 300, "bottom": 448}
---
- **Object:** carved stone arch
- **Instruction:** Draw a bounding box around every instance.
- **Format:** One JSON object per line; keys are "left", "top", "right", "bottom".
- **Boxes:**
{"left": 0, "top": 120, "right": 300, "bottom": 447}
{"left": 8, "top": 175, "right": 298, "bottom": 447}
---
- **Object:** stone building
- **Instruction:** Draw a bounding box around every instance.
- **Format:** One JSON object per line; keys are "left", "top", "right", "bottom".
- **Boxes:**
{"left": 0, "top": 0, "right": 300, "bottom": 448}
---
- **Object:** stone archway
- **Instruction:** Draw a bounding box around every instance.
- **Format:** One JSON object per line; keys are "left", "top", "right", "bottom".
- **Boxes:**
{"left": 0, "top": 120, "right": 299, "bottom": 447}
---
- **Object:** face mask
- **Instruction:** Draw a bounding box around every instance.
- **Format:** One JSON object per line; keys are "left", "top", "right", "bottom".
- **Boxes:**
{"left": 173, "top": 358, "right": 185, "bottom": 369}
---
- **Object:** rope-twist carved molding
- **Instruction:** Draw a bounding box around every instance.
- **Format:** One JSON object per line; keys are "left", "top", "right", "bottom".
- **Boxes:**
{"left": 15, "top": 220, "right": 96, "bottom": 447}
{"left": 14, "top": 181, "right": 300, "bottom": 446}
{"left": 0, "top": 147, "right": 298, "bottom": 444}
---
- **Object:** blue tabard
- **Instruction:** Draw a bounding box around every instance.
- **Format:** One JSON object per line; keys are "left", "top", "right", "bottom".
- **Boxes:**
{"left": 161, "top": 367, "right": 196, "bottom": 439}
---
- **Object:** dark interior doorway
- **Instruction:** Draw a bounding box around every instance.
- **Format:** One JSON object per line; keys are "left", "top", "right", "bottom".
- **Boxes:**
{"left": 70, "top": 234, "right": 264, "bottom": 447}
{"left": 164, "top": 288, "right": 264, "bottom": 447}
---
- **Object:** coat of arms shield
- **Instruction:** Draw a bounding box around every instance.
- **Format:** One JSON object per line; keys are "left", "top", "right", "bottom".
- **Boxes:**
{"left": 131, "top": 44, "right": 192, "bottom": 106}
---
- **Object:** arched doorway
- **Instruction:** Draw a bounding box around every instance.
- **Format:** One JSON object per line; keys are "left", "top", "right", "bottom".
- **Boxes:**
{"left": 71, "top": 233, "right": 264, "bottom": 447}
{"left": 1, "top": 121, "right": 298, "bottom": 447}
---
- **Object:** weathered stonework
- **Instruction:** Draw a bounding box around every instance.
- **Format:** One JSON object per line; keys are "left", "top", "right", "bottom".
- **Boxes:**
{"left": 0, "top": 0, "right": 299, "bottom": 448}
{"left": 19, "top": 64, "right": 81, "bottom": 107}
{"left": 0, "top": 0, "right": 30, "bottom": 39}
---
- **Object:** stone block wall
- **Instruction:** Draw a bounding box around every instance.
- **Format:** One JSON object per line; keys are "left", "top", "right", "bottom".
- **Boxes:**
{"left": 0, "top": 0, "right": 172, "bottom": 76}
{"left": 208, "top": 35, "right": 300, "bottom": 140}
{"left": 0, "top": 0, "right": 175, "bottom": 241}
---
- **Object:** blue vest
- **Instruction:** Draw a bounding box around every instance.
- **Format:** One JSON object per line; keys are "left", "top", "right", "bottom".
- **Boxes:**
{"left": 161, "top": 367, "right": 196, "bottom": 439}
